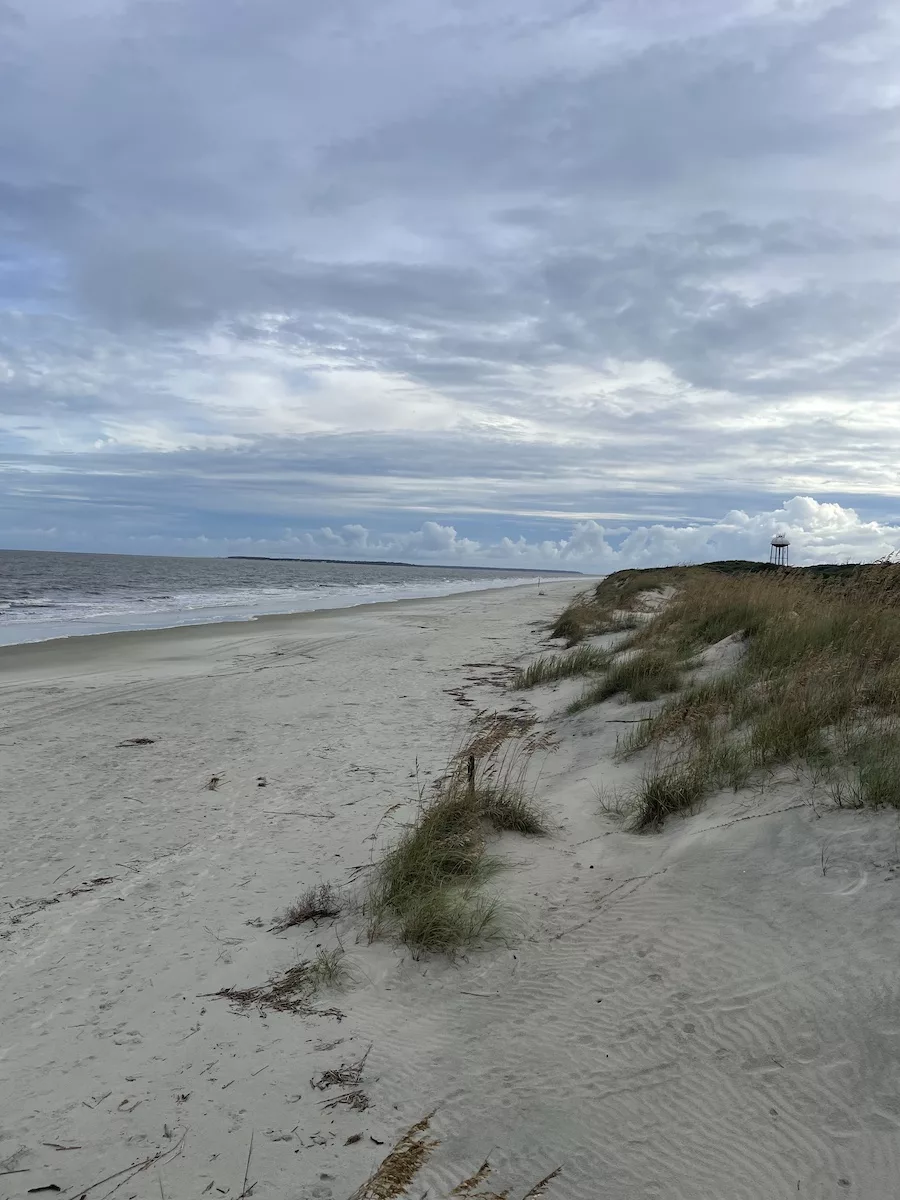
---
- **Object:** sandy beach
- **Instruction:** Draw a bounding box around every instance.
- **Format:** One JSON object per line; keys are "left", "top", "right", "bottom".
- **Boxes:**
{"left": 3, "top": 578, "right": 900, "bottom": 1199}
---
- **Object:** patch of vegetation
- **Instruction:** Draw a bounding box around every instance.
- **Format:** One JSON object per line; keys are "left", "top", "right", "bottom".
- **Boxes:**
{"left": 512, "top": 645, "right": 610, "bottom": 689}
{"left": 627, "top": 758, "right": 710, "bottom": 832}
{"left": 271, "top": 882, "right": 341, "bottom": 932}
{"left": 366, "top": 740, "right": 548, "bottom": 956}
{"left": 560, "top": 558, "right": 900, "bottom": 829}
{"left": 477, "top": 788, "right": 548, "bottom": 834}
{"left": 832, "top": 731, "right": 900, "bottom": 810}
{"left": 568, "top": 649, "right": 683, "bottom": 711}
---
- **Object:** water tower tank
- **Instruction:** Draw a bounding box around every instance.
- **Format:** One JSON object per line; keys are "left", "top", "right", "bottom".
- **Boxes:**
{"left": 769, "top": 534, "right": 790, "bottom": 567}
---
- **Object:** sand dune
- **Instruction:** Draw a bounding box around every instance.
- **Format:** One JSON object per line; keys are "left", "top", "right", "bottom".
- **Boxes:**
{"left": 2, "top": 580, "right": 899, "bottom": 1198}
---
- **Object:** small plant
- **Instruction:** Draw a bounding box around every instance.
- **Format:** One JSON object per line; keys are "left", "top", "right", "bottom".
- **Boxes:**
{"left": 271, "top": 882, "right": 341, "bottom": 932}
{"left": 627, "top": 758, "right": 710, "bottom": 832}
{"left": 307, "top": 947, "right": 350, "bottom": 990}
{"left": 395, "top": 888, "right": 502, "bottom": 957}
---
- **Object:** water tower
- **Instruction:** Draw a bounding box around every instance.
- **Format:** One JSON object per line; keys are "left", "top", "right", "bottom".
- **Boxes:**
{"left": 770, "top": 533, "right": 790, "bottom": 567}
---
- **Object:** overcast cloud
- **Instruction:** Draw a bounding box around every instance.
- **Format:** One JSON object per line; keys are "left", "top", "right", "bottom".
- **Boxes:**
{"left": 2, "top": 0, "right": 900, "bottom": 568}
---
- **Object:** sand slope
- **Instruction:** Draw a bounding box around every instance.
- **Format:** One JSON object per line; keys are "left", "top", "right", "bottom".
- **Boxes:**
{"left": 2, "top": 581, "right": 899, "bottom": 1199}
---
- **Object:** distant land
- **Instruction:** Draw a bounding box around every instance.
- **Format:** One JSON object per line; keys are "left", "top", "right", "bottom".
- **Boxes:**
{"left": 227, "top": 556, "right": 581, "bottom": 574}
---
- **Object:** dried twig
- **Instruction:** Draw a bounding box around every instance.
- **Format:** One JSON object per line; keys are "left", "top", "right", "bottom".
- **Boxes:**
{"left": 311, "top": 1045, "right": 371, "bottom": 1091}
{"left": 72, "top": 1131, "right": 187, "bottom": 1200}
{"left": 320, "top": 1089, "right": 369, "bottom": 1112}
{"left": 239, "top": 1132, "right": 253, "bottom": 1200}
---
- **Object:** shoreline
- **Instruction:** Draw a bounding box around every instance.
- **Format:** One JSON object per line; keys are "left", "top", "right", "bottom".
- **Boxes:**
{"left": 0, "top": 576, "right": 588, "bottom": 673}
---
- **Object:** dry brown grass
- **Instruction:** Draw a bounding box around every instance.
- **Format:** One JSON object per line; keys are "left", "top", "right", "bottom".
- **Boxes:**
{"left": 567, "top": 561, "right": 900, "bottom": 828}
{"left": 270, "top": 882, "right": 341, "bottom": 932}
{"left": 208, "top": 948, "right": 348, "bottom": 1016}
{"left": 348, "top": 1110, "right": 562, "bottom": 1200}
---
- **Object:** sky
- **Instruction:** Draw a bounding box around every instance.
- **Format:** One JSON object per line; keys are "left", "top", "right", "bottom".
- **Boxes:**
{"left": 2, "top": 0, "right": 900, "bottom": 570}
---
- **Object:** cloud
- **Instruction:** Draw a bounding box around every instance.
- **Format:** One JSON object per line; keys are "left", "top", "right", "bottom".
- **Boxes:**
{"left": 251, "top": 497, "right": 900, "bottom": 569}
{"left": 7, "top": 496, "right": 897, "bottom": 572}
{"left": 2, "top": 0, "right": 900, "bottom": 552}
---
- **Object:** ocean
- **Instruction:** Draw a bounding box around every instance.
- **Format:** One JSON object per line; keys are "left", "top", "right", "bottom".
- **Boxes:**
{"left": 0, "top": 549, "right": 571, "bottom": 646}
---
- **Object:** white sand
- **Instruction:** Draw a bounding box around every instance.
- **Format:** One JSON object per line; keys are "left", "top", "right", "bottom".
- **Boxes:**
{"left": 2, "top": 581, "right": 900, "bottom": 1199}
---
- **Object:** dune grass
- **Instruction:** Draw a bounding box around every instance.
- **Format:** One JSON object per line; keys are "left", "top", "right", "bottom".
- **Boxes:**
{"left": 568, "top": 648, "right": 683, "bottom": 712}
{"left": 366, "top": 742, "right": 548, "bottom": 956}
{"left": 831, "top": 729, "right": 900, "bottom": 810}
{"left": 512, "top": 645, "right": 611, "bottom": 689}
{"left": 559, "top": 560, "right": 900, "bottom": 829}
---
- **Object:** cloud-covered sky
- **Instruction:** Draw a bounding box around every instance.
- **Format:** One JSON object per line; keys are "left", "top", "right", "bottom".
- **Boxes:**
{"left": 2, "top": 0, "right": 900, "bottom": 568}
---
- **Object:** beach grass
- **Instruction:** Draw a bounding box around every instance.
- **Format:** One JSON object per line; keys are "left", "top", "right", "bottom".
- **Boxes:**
{"left": 367, "top": 739, "right": 548, "bottom": 956}
{"left": 561, "top": 559, "right": 900, "bottom": 828}
{"left": 568, "top": 648, "right": 683, "bottom": 711}
{"left": 512, "top": 645, "right": 611, "bottom": 689}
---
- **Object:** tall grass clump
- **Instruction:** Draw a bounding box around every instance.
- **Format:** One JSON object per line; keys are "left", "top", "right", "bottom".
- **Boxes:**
{"left": 627, "top": 757, "right": 710, "bottom": 832}
{"left": 512, "top": 645, "right": 610, "bottom": 689}
{"left": 568, "top": 649, "right": 683, "bottom": 712}
{"left": 831, "top": 729, "right": 900, "bottom": 810}
{"left": 367, "top": 741, "right": 548, "bottom": 956}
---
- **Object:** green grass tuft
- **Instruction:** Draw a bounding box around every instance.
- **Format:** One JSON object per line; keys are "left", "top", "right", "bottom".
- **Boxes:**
{"left": 367, "top": 751, "right": 548, "bottom": 957}
{"left": 568, "top": 649, "right": 683, "bottom": 712}
{"left": 626, "top": 758, "right": 710, "bottom": 832}
{"left": 477, "top": 788, "right": 548, "bottom": 834}
{"left": 512, "top": 645, "right": 610, "bottom": 689}
{"left": 307, "top": 947, "right": 350, "bottom": 990}
{"left": 394, "top": 888, "right": 502, "bottom": 956}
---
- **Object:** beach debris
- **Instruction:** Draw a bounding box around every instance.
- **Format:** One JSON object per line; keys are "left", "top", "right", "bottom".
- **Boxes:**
{"left": 321, "top": 1089, "right": 369, "bottom": 1112}
{"left": 263, "top": 809, "right": 335, "bottom": 818}
{"left": 66, "top": 876, "right": 115, "bottom": 896}
{"left": 204, "top": 962, "right": 345, "bottom": 1017}
{"left": 116, "top": 737, "right": 157, "bottom": 747}
{"left": 345, "top": 1134, "right": 363, "bottom": 1146}
{"left": 6, "top": 875, "right": 118, "bottom": 929}
{"left": 42, "top": 1144, "right": 81, "bottom": 1152}
{"left": 311, "top": 1045, "right": 371, "bottom": 1091}
{"left": 520, "top": 1168, "right": 564, "bottom": 1198}
{"left": 206, "top": 775, "right": 223, "bottom": 791}
{"left": 70, "top": 1132, "right": 187, "bottom": 1200}
{"left": 270, "top": 883, "right": 341, "bottom": 932}
{"left": 27, "top": 1186, "right": 61, "bottom": 1194}
{"left": 237, "top": 1131, "right": 254, "bottom": 1200}
{"left": 314, "top": 1037, "right": 344, "bottom": 1052}
{"left": 256, "top": 776, "right": 267, "bottom": 787}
